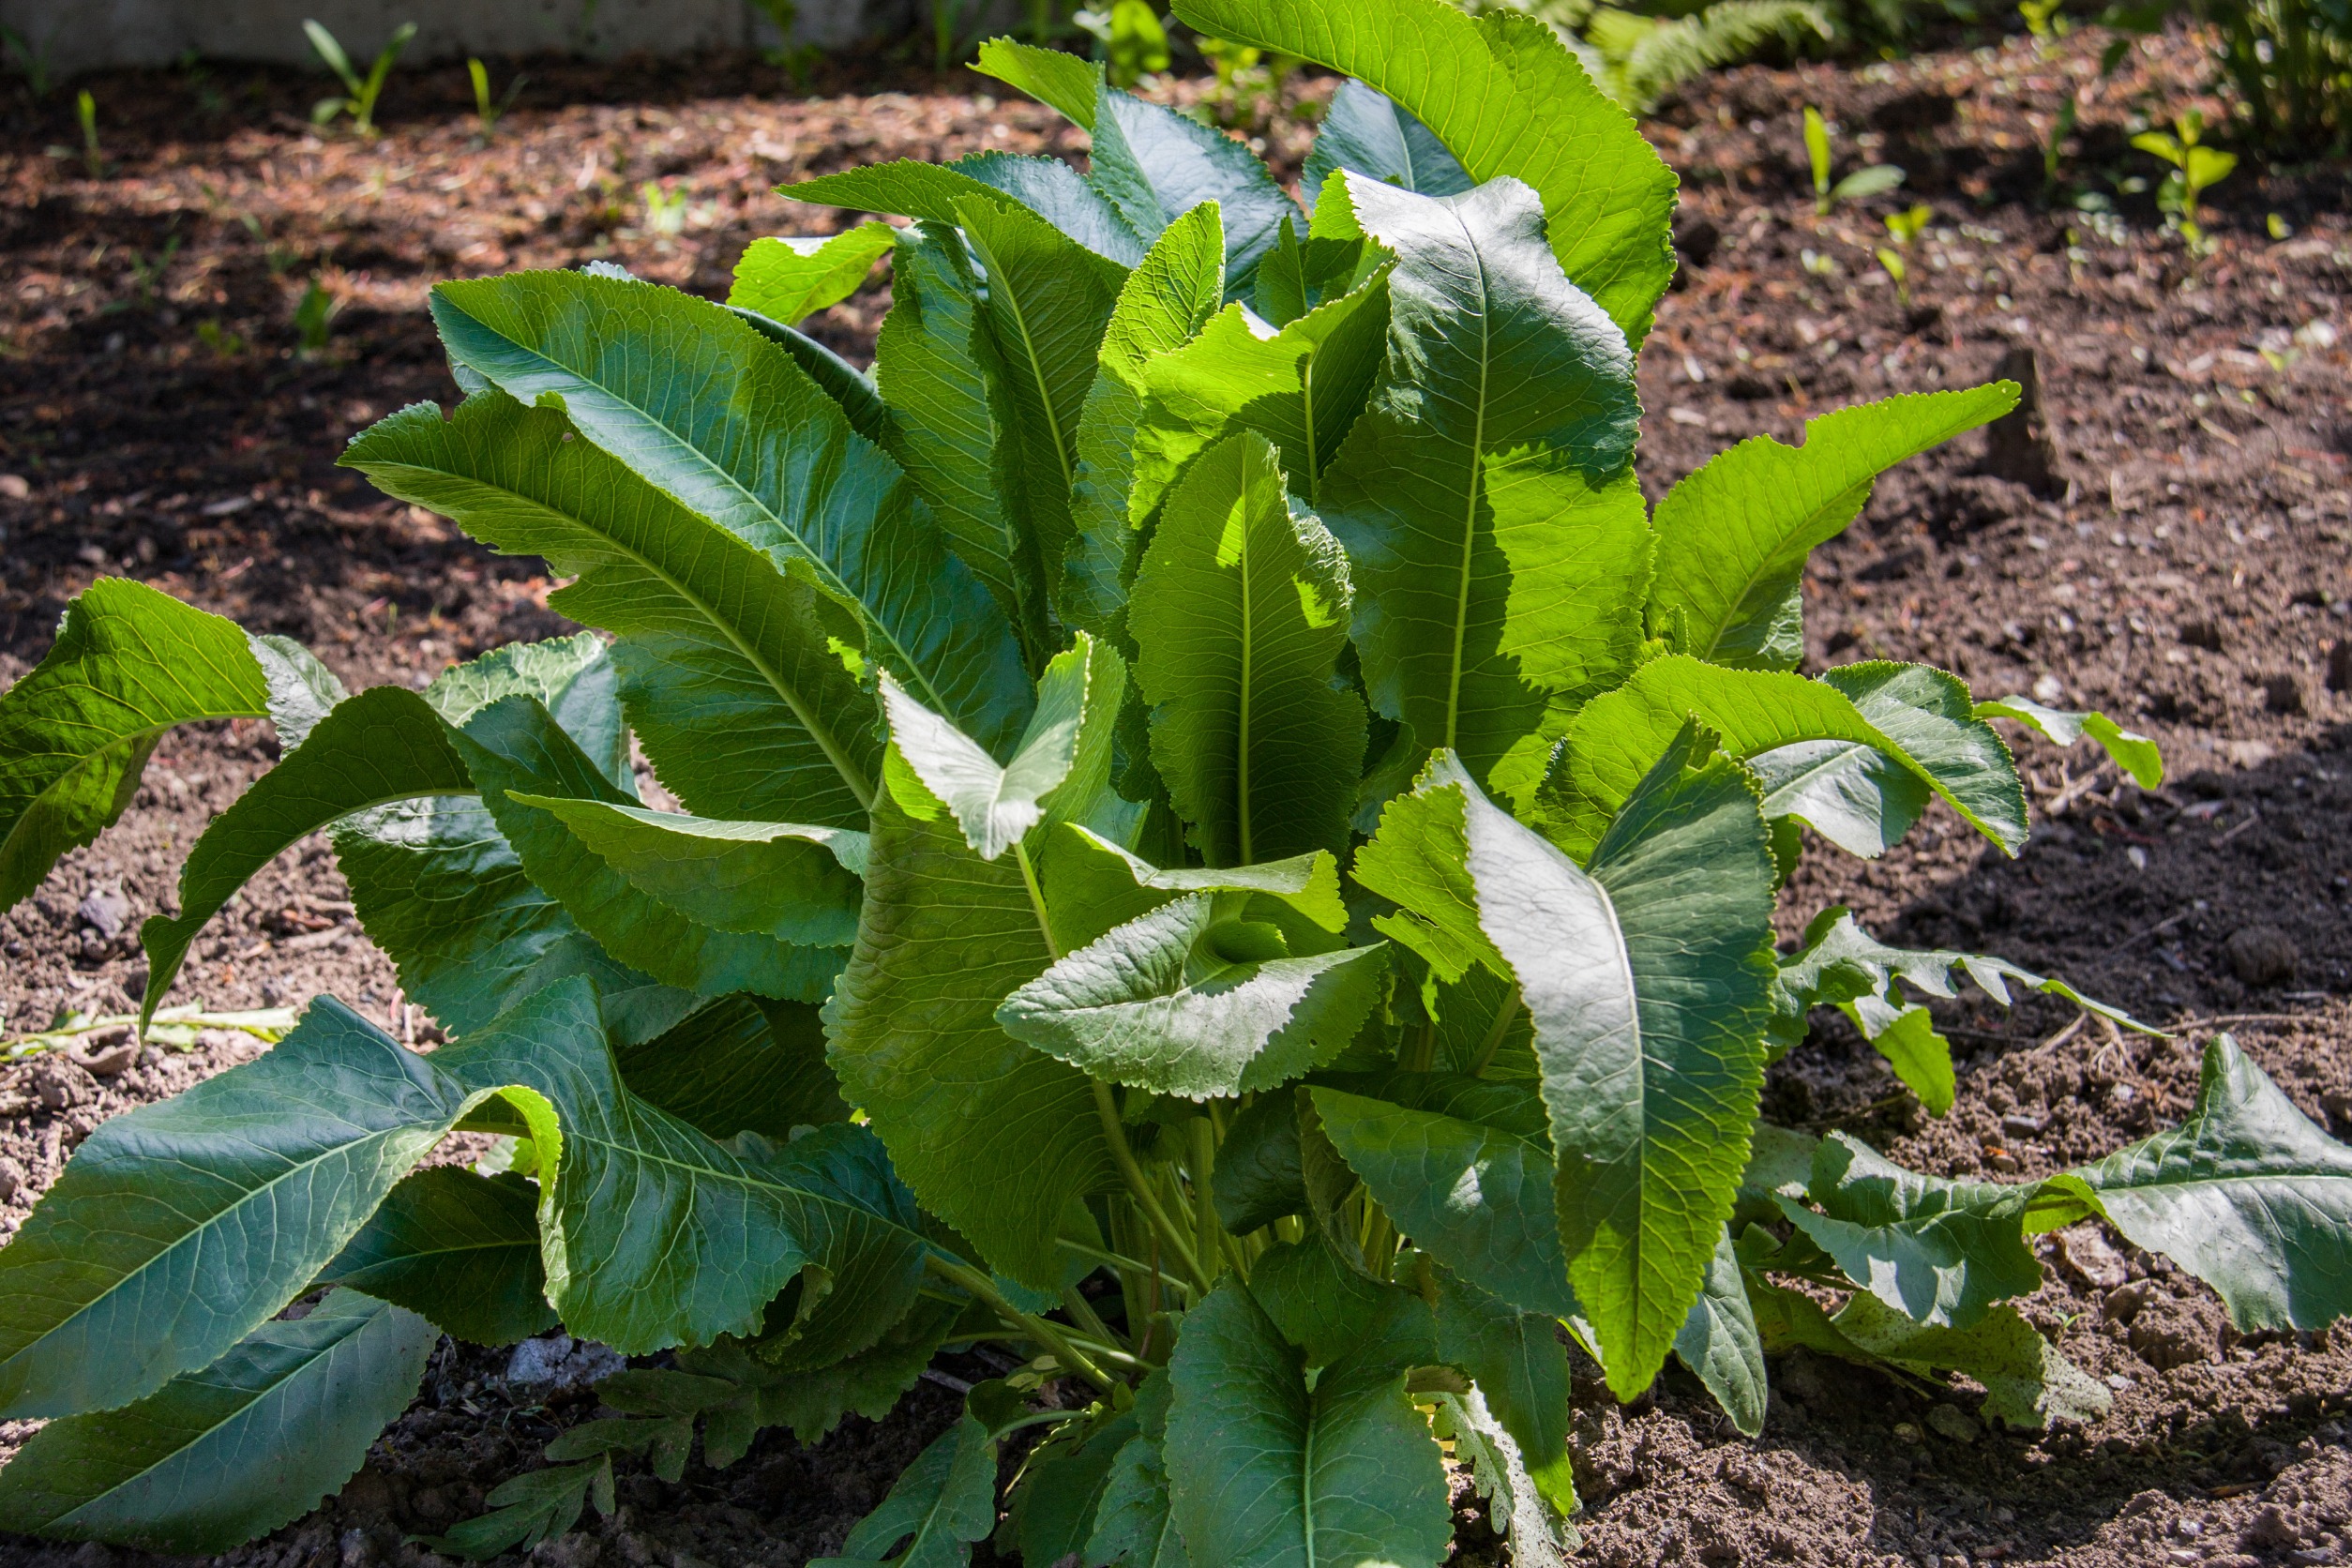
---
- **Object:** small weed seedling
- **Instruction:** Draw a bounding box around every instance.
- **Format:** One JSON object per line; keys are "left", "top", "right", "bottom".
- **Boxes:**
{"left": 76, "top": 89, "right": 101, "bottom": 178}
{"left": 748, "top": 0, "right": 822, "bottom": 82}
{"left": 1, "top": 23, "right": 52, "bottom": 98}
{"left": 294, "top": 279, "right": 337, "bottom": 356}
{"left": 194, "top": 320, "right": 246, "bottom": 358}
{"left": 1805, "top": 105, "right": 1904, "bottom": 213}
{"left": 2043, "top": 95, "right": 2077, "bottom": 190}
{"left": 467, "top": 59, "right": 526, "bottom": 141}
{"left": 305, "top": 19, "right": 416, "bottom": 137}
{"left": 1877, "top": 201, "right": 1932, "bottom": 304}
{"left": 640, "top": 182, "right": 690, "bottom": 242}
{"left": 1077, "top": 0, "right": 1172, "bottom": 86}
{"left": 2133, "top": 110, "right": 2236, "bottom": 252}
{"left": 2018, "top": 0, "right": 2070, "bottom": 48}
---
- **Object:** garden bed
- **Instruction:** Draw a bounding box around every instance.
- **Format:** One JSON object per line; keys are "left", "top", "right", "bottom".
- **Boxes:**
{"left": 1, "top": 24, "right": 2348, "bottom": 1567}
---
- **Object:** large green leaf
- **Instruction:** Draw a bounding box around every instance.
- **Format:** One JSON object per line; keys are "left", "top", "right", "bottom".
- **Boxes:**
{"left": 428, "top": 269, "right": 1030, "bottom": 756}
{"left": 1302, "top": 81, "right": 1472, "bottom": 208}
{"left": 826, "top": 653, "right": 1129, "bottom": 1288}
{"left": 1421, "top": 734, "right": 1775, "bottom": 1397}
{"left": 1129, "top": 260, "right": 1391, "bottom": 531}
{"left": 0, "top": 996, "right": 471, "bottom": 1418}
{"left": 454, "top": 696, "right": 842, "bottom": 1001}
{"left": 1085, "top": 1435, "right": 1190, "bottom": 1568}
{"left": 1063, "top": 203, "right": 1228, "bottom": 639}
{"left": 139, "top": 684, "right": 477, "bottom": 1028}
{"left": 869, "top": 221, "right": 1044, "bottom": 657}
{"left": 1311, "top": 1077, "right": 1576, "bottom": 1320}
{"left": 728, "top": 223, "right": 896, "bottom": 327}
{"left": 1165, "top": 1278, "right": 1451, "bottom": 1568}
{"left": 998, "top": 893, "right": 1388, "bottom": 1098}
{"left": 0, "top": 1289, "right": 435, "bottom": 1553}
{"left": 1169, "top": 0, "right": 1676, "bottom": 341}
{"left": 954, "top": 196, "right": 1130, "bottom": 593}
{"left": 1545, "top": 656, "right": 2027, "bottom": 861}
{"left": 509, "top": 794, "right": 865, "bottom": 948}
{"left": 808, "top": 1413, "right": 997, "bottom": 1568}
{"left": 1131, "top": 431, "right": 1366, "bottom": 864}
{"left": 0, "top": 579, "right": 274, "bottom": 911}
{"left": 344, "top": 391, "right": 882, "bottom": 826}
{"left": 1426, "top": 1261, "right": 1575, "bottom": 1509}
{"left": 318, "top": 1168, "right": 556, "bottom": 1346}
{"left": 789, "top": 154, "right": 1148, "bottom": 267}
{"left": 1429, "top": 1389, "right": 1578, "bottom": 1568}
{"left": 1317, "top": 174, "right": 1648, "bottom": 807}
{"left": 2033, "top": 1035, "right": 2352, "bottom": 1333}
{"left": 1647, "top": 386, "right": 2018, "bottom": 670}
{"left": 613, "top": 994, "right": 849, "bottom": 1140}
{"left": 1211, "top": 1091, "right": 1307, "bottom": 1235}
{"left": 1744, "top": 736, "right": 1929, "bottom": 862}
{"left": 1350, "top": 767, "right": 1507, "bottom": 988}
{"left": 1828, "top": 1294, "right": 2109, "bottom": 1429}
{"left": 1775, "top": 1133, "right": 2040, "bottom": 1330}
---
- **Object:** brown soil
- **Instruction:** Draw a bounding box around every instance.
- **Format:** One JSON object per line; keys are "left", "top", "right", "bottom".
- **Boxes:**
{"left": 2, "top": 23, "right": 2349, "bottom": 1568}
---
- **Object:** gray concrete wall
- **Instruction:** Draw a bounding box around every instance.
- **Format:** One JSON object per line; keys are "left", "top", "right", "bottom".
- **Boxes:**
{"left": 0, "top": 0, "right": 911, "bottom": 75}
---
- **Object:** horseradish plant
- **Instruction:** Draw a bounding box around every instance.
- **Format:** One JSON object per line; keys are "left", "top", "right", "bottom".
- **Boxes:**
{"left": 1, "top": 0, "right": 2347, "bottom": 1559}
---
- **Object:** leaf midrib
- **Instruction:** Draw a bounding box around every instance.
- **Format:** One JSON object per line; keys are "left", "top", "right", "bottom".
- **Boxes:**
{"left": 1442, "top": 206, "right": 1496, "bottom": 755}
{"left": 962, "top": 222, "right": 1077, "bottom": 495}
{"left": 442, "top": 298, "right": 952, "bottom": 737}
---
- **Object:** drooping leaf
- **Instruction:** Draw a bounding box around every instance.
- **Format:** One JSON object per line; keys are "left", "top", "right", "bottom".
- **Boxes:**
{"left": 508, "top": 794, "right": 865, "bottom": 948}
{"left": 1085, "top": 1434, "right": 1190, "bottom": 1568}
{"left": 1545, "top": 656, "right": 2027, "bottom": 861}
{"left": 1774, "top": 1133, "right": 2041, "bottom": 1330}
{"left": 0, "top": 1290, "right": 435, "bottom": 1553}
{"left": 1017, "top": 1410, "right": 1139, "bottom": 1566}
{"left": 1302, "top": 80, "right": 1473, "bottom": 209}
{"left": 1767, "top": 907, "right": 2152, "bottom": 1113}
{"left": 728, "top": 223, "right": 897, "bottom": 327}
{"left": 1168, "top": 0, "right": 1677, "bottom": 341}
{"left": 789, "top": 154, "right": 1149, "bottom": 268}
{"left": 2032, "top": 1034, "right": 2352, "bottom": 1333}
{"left": 429, "top": 269, "right": 1030, "bottom": 756}
{"left": 1311, "top": 1077, "right": 1576, "bottom": 1320}
{"left": 1038, "top": 823, "right": 1348, "bottom": 956}
{"left": 613, "top": 994, "right": 850, "bottom": 1141}
{"left": 318, "top": 1168, "right": 556, "bottom": 1345}
{"left": 0, "top": 997, "right": 473, "bottom": 1419}
{"left": 1744, "top": 736, "right": 1928, "bottom": 862}
{"left": 1131, "top": 430, "right": 1366, "bottom": 864}
{"left": 1127, "top": 263, "right": 1391, "bottom": 527}
{"left": 869, "top": 221, "right": 1045, "bottom": 656}
{"left": 453, "top": 696, "right": 843, "bottom": 1001}
{"left": 1976, "top": 694, "right": 2164, "bottom": 789}
{"left": 419, "top": 1458, "right": 609, "bottom": 1560}
{"left": 1350, "top": 768, "right": 1507, "bottom": 988}
{"left": 1063, "top": 202, "right": 1228, "bottom": 638}
{"left": 1646, "top": 386, "right": 2019, "bottom": 670}
{"left": 1828, "top": 1294, "right": 2110, "bottom": 1429}
{"left": 1671, "top": 1227, "right": 1767, "bottom": 1437}
{"left": 0, "top": 579, "right": 273, "bottom": 912}
{"left": 1426, "top": 1261, "right": 1575, "bottom": 1510}
{"left": 999, "top": 893, "right": 1389, "bottom": 1098}
{"left": 1164, "top": 1278, "right": 1452, "bottom": 1568}
{"left": 809, "top": 1414, "right": 997, "bottom": 1568}
{"left": 972, "top": 36, "right": 1105, "bottom": 127}
{"left": 344, "top": 390, "right": 882, "bottom": 828}
{"left": 694, "top": 1296, "right": 962, "bottom": 1446}
{"left": 1317, "top": 174, "right": 1648, "bottom": 807}
{"left": 139, "top": 684, "right": 476, "bottom": 1028}
{"left": 826, "top": 661, "right": 1127, "bottom": 1289}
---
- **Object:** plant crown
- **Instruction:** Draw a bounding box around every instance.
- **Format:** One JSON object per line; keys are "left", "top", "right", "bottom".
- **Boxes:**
{"left": 2, "top": 2, "right": 2346, "bottom": 1560}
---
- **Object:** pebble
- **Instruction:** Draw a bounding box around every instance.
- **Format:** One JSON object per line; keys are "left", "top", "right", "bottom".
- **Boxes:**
{"left": 2224, "top": 925, "right": 2299, "bottom": 987}
{"left": 505, "top": 1332, "right": 626, "bottom": 1393}
{"left": 0, "top": 1154, "right": 23, "bottom": 1203}
{"left": 68, "top": 1027, "right": 139, "bottom": 1078}
{"left": 76, "top": 885, "right": 131, "bottom": 942}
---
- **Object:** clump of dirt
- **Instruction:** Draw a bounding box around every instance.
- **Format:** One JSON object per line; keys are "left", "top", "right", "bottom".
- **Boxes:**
{"left": 1, "top": 19, "right": 2347, "bottom": 1568}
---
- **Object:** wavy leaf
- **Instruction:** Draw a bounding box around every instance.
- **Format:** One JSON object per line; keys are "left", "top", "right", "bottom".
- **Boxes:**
{"left": 1672, "top": 1227, "right": 1767, "bottom": 1437}
{"left": 1302, "top": 80, "right": 1472, "bottom": 209}
{"left": 1976, "top": 694, "right": 2164, "bottom": 789}
{"left": 0, "top": 1290, "right": 435, "bottom": 1553}
{"left": 1317, "top": 174, "right": 1648, "bottom": 807}
{"left": 810, "top": 1413, "right": 997, "bottom": 1568}
{"left": 1427, "top": 1261, "right": 1575, "bottom": 1510}
{"left": 789, "top": 154, "right": 1148, "bottom": 267}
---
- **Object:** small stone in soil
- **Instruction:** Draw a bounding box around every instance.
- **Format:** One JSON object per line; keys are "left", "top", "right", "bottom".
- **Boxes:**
{"left": 2224, "top": 925, "right": 2299, "bottom": 986}
{"left": 505, "top": 1332, "right": 626, "bottom": 1393}
{"left": 27, "top": 1057, "right": 98, "bottom": 1110}
{"left": 76, "top": 884, "right": 130, "bottom": 941}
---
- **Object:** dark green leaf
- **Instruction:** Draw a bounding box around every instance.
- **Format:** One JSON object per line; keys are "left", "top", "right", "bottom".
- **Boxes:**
{"left": 1670, "top": 1228, "right": 1767, "bottom": 1437}
{"left": 0, "top": 1290, "right": 435, "bottom": 1553}
{"left": 1302, "top": 81, "right": 1473, "bottom": 208}
{"left": 614, "top": 994, "right": 849, "bottom": 1140}
{"left": 809, "top": 1413, "right": 997, "bottom": 1568}
{"left": 319, "top": 1168, "right": 555, "bottom": 1345}
{"left": 1211, "top": 1090, "right": 1305, "bottom": 1234}
{"left": 1426, "top": 1261, "right": 1575, "bottom": 1507}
